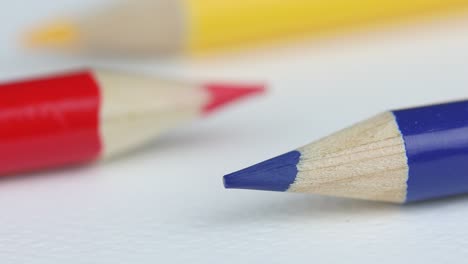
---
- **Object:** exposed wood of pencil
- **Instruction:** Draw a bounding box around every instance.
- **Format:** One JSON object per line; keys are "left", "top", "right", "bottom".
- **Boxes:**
{"left": 94, "top": 70, "right": 209, "bottom": 158}
{"left": 80, "top": 0, "right": 183, "bottom": 54}
{"left": 290, "top": 112, "right": 409, "bottom": 203}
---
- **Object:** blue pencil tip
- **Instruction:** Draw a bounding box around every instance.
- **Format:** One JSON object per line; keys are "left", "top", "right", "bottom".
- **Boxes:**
{"left": 223, "top": 151, "right": 301, "bottom": 192}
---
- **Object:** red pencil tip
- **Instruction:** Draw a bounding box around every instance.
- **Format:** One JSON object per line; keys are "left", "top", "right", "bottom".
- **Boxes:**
{"left": 203, "top": 83, "right": 266, "bottom": 114}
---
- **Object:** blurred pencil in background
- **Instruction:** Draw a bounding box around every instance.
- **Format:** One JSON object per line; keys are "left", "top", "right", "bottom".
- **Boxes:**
{"left": 0, "top": 69, "right": 264, "bottom": 176}
{"left": 25, "top": 0, "right": 468, "bottom": 56}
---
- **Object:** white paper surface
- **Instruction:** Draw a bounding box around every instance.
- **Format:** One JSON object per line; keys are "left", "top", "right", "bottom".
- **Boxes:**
{"left": 1, "top": 1, "right": 468, "bottom": 263}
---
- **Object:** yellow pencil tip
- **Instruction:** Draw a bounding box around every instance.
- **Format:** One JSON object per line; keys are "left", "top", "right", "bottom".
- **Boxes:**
{"left": 24, "top": 21, "right": 80, "bottom": 49}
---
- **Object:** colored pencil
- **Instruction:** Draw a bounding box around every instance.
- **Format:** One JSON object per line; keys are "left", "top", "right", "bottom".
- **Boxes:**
{"left": 26, "top": 0, "right": 468, "bottom": 55}
{"left": 0, "top": 69, "right": 264, "bottom": 175}
{"left": 224, "top": 100, "right": 468, "bottom": 203}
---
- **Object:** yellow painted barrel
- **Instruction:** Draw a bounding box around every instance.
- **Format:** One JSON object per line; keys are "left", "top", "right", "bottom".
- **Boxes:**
{"left": 185, "top": 0, "right": 468, "bottom": 52}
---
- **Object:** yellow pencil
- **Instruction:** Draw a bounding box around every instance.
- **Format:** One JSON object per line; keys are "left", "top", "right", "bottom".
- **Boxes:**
{"left": 26, "top": 0, "right": 468, "bottom": 55}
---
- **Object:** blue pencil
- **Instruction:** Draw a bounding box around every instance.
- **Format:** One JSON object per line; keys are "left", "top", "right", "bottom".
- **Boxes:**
{"left": 224, "top": 100, "right": 468, "bottom": 203}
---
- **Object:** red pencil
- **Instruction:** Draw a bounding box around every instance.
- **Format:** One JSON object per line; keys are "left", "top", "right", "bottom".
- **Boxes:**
{"left": 0, "top": 69, "right": 265, "bottom": 175}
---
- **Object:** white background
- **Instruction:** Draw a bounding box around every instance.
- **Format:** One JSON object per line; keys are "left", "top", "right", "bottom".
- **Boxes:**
{"left": 1, "top": 1, "right": 468, "bottom": 263}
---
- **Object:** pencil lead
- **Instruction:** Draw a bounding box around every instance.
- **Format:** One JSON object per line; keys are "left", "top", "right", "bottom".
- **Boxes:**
{"left": 223, "top": 151, "right": 301, "bottom": 192}
{"left": 24, "top": 20, "right": 80, "bottom": 49}
{"left": 203, "top": 83, "right": 266, "bottom": 114}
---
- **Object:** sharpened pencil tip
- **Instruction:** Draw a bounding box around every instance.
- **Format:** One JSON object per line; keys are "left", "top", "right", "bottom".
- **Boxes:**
{"left": 223, "top": 151, "right": 301, "bottom": 192}
{"left": 203, "top": 83, "right": 266, "bottom": 114}
{"left": 24, "top": 20, "right": 80, "bottom": 49}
